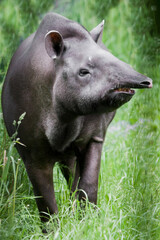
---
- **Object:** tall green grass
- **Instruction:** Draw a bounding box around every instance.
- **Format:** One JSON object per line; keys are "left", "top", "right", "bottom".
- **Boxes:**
{"left": 0, "top": 0, "right": 160, "bottom": 239}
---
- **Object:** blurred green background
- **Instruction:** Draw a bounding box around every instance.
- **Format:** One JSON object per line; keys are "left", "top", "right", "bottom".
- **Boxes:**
{"left": 0, "top": 0, "right": 160, "bottom": 239}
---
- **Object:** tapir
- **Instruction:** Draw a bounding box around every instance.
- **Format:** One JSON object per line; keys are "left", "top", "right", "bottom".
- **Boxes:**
{"left": 1, "top": 13, "right": 152, "bottom": 223}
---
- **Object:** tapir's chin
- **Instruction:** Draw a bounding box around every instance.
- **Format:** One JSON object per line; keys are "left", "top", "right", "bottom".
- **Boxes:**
{"left": 110, "top": 91, "right": 134, "bottom": 103}
{"left": 100, "top": 91, "right": 134, "bottom": 112}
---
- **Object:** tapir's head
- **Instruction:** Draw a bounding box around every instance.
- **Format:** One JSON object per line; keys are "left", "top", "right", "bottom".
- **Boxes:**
{"left": 45, "top": 19, "right": 152, "bottom": 117}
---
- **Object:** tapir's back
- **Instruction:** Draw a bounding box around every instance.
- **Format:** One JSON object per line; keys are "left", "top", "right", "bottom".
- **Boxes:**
{"left": 2, "top": 32, "right": 34, "bottom": 137}
{"left": 1, "top": 14, "right": 58, "bottom": 134}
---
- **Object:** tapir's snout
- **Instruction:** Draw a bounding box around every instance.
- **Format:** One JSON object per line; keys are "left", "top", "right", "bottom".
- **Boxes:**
{"left": 100, "top": 50, "right": 153, "bottom": 93}
{"left": 109, "top": 65, "right": 153, "bottom": 97}
{"left": 110, "top": 76, "right": 152, "bottom": 95}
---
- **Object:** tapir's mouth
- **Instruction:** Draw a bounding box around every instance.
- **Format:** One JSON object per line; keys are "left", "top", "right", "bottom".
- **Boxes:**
{"left": 113, "top": 88, "right": 135, "bottom": 95}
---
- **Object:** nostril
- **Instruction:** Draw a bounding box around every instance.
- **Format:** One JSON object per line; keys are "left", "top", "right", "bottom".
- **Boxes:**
{"left": 140, "top": 78, "right": 153, "bottom": 88}
{"left": 141, "top": 81, "right": 150, "bottom": 85}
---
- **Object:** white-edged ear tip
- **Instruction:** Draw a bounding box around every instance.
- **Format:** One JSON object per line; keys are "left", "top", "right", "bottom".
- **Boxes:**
{"left": 52, "top": 55, "right": 57, "bottom": 60}
{"left": 102, "top": 20, "right": 105, "bottom": 26}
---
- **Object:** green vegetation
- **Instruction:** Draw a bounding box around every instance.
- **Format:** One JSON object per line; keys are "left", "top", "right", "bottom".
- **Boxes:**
{"left": 0, "top": 0, "right": 159, "bottom": 239}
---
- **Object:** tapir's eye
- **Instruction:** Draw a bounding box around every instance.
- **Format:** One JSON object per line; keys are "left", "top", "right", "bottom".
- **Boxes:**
{"left": 79, "top": 69, "right": 90, "bottom": 77}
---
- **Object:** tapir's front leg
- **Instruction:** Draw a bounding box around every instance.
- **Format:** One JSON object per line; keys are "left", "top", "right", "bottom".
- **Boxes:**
{"left": 77, "top": 141, "right": 103, "bottom": 204}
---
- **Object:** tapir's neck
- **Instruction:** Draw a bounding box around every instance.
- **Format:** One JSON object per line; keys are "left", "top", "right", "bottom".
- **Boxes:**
{"left": 44, "top": 112, "right": 84, "bottom": 152}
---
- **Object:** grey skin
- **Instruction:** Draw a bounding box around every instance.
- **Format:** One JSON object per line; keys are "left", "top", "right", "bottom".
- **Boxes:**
{"left": 1, "top": 13, "right": 152, "bottom": 222}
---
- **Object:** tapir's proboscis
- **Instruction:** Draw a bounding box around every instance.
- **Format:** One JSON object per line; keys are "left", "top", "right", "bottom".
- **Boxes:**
{"left": 2, "top": 13, "right": 152, "bottom": 225}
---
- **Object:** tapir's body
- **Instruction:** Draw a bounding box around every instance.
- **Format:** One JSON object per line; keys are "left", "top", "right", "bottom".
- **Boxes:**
{"left": 2, "top": 13, "right": 152, "bottom": 223}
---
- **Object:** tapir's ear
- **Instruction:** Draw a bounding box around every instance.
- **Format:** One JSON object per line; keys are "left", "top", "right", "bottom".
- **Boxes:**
{"left": 45, "top": 30, "right": 64, "bottom": 59}
{"left": 90, "top": 20, "right": 104, "bottom": 43}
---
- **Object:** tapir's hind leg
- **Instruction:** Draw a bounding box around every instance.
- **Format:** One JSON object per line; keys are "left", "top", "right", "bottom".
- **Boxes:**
{"left": 59, "top": 156, "right": 77, "bottom": 189}
{"left": 25, "top": 159, "right": 58, "bottom": 222}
